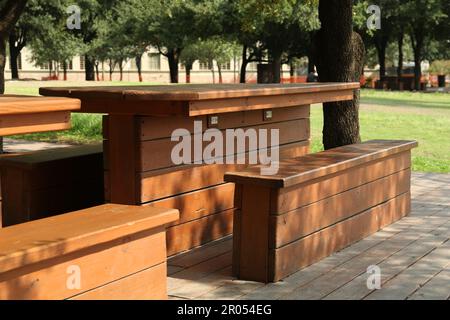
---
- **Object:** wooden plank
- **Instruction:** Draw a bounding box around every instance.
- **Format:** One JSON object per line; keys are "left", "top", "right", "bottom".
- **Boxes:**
{"left": 270, "top": 169, "right": 411, "bottom": 248}
{"left": 139, "top": 141, "right": 309, "bottom": 203}
{"left": 166, "top": 209, "right": 234, "bottom": 256}
{"left": 138, "top": 119, "right": 310, "bottom": 172}
{"left": 188, "top": 90, "right": 354, "bottom": 116}
{"left": 138, "top": 105, "right": 310, "bottom": 141}
{"left": 39, "top": 83, "right": 360, "bottom": 102}
{"left": 144, "top": 183, "right": 235, "bottom": 226}
{"left": 0, "top": 228, "right": 166, "bottom": 300}
{"left": 0, "top": 204, "right": 179, "bottom": 273}
{"left": 272, "top": 152, "right": 411, "bottom": 214}
{"left": 70, "top": 263, "right": 168, "bottom": 300}
{"left": 0, "top": 111, "right": 71, "bottom": 136}
{"left": 236, "top": 185, "right": 271, "bottom": 283}
{"left": 0, "top": 95, "right": 80, "bottom": 115}
{"left": 107, "top": 115, "right": 139, "bottom": 204}
{"left": 225, "top": 140, "right": 418, "bottom": 188}
{"left": 269, "top": 192, "right": 411, "bottom": 282}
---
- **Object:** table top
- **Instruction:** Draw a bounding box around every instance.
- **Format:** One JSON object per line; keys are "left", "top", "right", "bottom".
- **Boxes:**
{"left": 0, "top": 95, "right": 80, "bottom": 115}
{"left": 40, "top": 83, "right": 359, "bottom": 101}
{"left": 39, "top": 83, "right": 359, "bottom": 116}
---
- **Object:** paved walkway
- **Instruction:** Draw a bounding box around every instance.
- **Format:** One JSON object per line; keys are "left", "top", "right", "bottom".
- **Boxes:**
{"left": 3, "top": 138, "right": 71, "bottom": 153}
{"left": 167, "top": 172, "right": 450, "bottom": 300}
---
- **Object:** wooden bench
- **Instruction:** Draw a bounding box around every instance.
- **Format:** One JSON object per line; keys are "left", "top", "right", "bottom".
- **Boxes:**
{"left": 224, "top": 140, "right": 418, "bottom": 283}
{"left": 0, "top": 204, "right": 179, "bottom": 300}
{"left": 0, "top": 144, "right": 104, "bottom": 227}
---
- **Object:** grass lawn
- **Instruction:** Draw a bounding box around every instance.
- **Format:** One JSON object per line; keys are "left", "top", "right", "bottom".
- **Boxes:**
{"left": 4, "top": 81, "right": 450, "bottom": 173}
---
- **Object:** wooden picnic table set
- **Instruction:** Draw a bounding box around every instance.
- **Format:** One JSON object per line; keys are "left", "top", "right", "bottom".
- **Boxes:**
{"left": 0, "top": 83, "right": 417, "bottom": 299}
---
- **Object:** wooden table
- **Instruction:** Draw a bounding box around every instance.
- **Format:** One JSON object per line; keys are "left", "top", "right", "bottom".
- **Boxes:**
{"left": 0, "top": 95, "right": 80, "bottom": 136}
{"left": 40, "top": 83, "right": 359, "bottom": 255}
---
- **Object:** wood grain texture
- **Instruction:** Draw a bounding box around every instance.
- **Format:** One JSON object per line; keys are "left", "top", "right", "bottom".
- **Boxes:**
{"left": 39, "top": 83, "right": 358, "bottom": 116}
{"left": 166, "top": 209, "right": 234, "bottom": 256}
{"left": 0, "top": 204, "right": 179, "bottom": 273}
{"left": 70, "top": 262, "right": 168, "bottom": 300}
{"left": 0, "top": 111, "right": 71, "bottom": 136}
{"left": 270, "top": 169, "right": 411, "bottom": 248}
{"left": 0, "top": 228, "right": 167, "bottom": 300}
{"left": 225, "top": 140, "right": 418, "bottom": 188}
{"left": 272, "top": 152, "right": 410, "bottom": 214}
{"left": 0, "top": 95, "right": 80, "bottom": 115}
{"left": 270, "top": 192, "right": 411, "bottom": 282}
{"left": 139, "top": 142, "right": 310, "bottom": 202}
{"left": 138, "top": 119, "right": 310, "bottom": 172}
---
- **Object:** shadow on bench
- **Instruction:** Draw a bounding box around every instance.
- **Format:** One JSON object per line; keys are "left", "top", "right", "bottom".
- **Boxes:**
{"left": 0, "top": 204, "right": 179, "bottom": 300}
{"left": 225, "top": 140, "right": 418, "bottom": 283}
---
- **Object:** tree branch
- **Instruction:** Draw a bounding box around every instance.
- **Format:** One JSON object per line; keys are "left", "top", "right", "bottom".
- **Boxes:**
{"left": 0, "top": 0, "right": 28, "bottom": 35}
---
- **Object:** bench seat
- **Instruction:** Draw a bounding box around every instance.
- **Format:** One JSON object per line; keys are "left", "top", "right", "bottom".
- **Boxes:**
{"left": 0, "top": 204, "right": 179, "bottom": 300}
{"left": 0, "top": 144, "right": 104, "bottom": 227}
{"left": 225, "top": 140, "right": 418, "bottom": 283}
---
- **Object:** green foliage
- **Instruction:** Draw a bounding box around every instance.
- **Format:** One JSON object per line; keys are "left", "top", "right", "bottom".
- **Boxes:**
{"left": 428, "top": 60, "right": 450, "bottom": 75}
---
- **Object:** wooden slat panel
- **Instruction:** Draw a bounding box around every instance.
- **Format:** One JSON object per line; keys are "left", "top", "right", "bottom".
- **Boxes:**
{"left": 272, "top": 152, "right": 411, "bottom": 214}
{"left": 225, "top": 140, "right": 417, "bottom": 188}
{"left": 189, "top": 90, "right": 354, "bottom": 116}
{"left": 139, "top": 119, "right": 310, "bottom": 172}
{"left": 138, "top": 105, "right": 310, "bottom": 141}
{"left": 166, "top": 209, "right": 234, "bottom": 256}
{"left": 270, "top": 169, "right": 411, "bottom": 248}
{"left": 0, "top": 111, "right": 71, "bottom": 136}
{"left": 0, "top": 229, "right": 166, "bottom": 299}
{"left": 144, "top": 183, "right": 235, "bottom": 226}
{"left": 0, "top": 204, "right": 179, "bottom": 273}
{"left": 70, "top": 263, "right": 167, "bottom": 300}
{"left": 139, "top": 142, "right": 309, "bottom": 203}
{"left": 0, "top": 95, "right": 80, "bottom": 115}
{"left": 269, "top": 192, "right": 411, "bottom": 282}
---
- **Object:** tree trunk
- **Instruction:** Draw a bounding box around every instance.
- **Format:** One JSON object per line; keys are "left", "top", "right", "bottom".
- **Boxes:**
{"left": 167, "top": 48, "right": 180, "bottom": 83}
{"left": 314, "top": 0, "right": 365, "bottom": 150}
{"left": 48, "top": 60, "right": 53, "bottom": 77}
{"left": 397, "top": 31, "right": 404, "bottom": 79}
{"left": 63, "top": 61, "right": 67, "bottom": 81}
{"left": 210, "top": 60, "right": 215, "bottom": 84}
{"left": 101, "top": 61, "right": 105, "bottom": 81}
{"left": 8, "top": 34, "right": 20, "bottom": 80}
{"left": 271, "top": 52, "right": 282, "bottom": 84}
{"left": 119, "top": 59, "right": 123, "bottom": 81}
{"left": 413, "top": 52, "right": 422, "bottom": 91}
{"left": 376, "top": 43, "right": 386, "bottom": 79}
{"left": 135, "top": 55, "right": 143, "bottom": 82}
{"left": 0, "top": 37, "right": 6, "bottom": 94}
{"left": 307, "top": 53, "right": 315, "bottom": 73}
{"left": 186, "top": 63, "right": 192, "bottom": 83}
{"left": 240, "top": 45, "right": 248, "bottom": 83}
{"left": 95, "top": 62, "right": 100, "bottom": 81}
{"left": 218, "top": 64, "right": 223, "bottom": 84}
{"left": 85, "top": 55, "right": 95, "bottom": 81}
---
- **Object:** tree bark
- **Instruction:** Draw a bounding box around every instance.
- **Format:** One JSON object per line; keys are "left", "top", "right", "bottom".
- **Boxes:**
{"left": 0, "top": 37, "right": 6, "bottom": 94}
{"left": 240, "top": 45, "right": 248, "bottom": 83}
{"left": 376, "top": 42, "right": 387, "bottom": 79}
{"left": 63, "top": 61, "right": 67, "bottom": 81}
{"left": 307, "top": 53, "right": 315, "bottom": 73}
{"left": 8, "top": 33, "right": 20, "bottom": 80}
{"left": 314, "top": 0, "right": 365, "bottom": 150}
{"left": 185, "top": 62, "right": 192, "bottom": 83}
{"left": 397, "top": 31, "right": 404, "bottom": 79}
{"left": 135, "top": 55, "right": 143, "bottom": 82}
{"left": 167, "top": 48, "right": 180, "bottom": 83}
{"left": 410, "top": 31, "right": 423, "bottom": 91}
{"left": 85, "top": 55, "right": 95, "bottom": 81}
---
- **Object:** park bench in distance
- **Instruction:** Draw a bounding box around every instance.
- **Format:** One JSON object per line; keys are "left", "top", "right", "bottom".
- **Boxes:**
{"left": 0, "top": 204, "right": 179, "bottom": 300}
{"left": 225, "top": 140, "right": 418, "bottom": 283}
{"left": 0, "top": 144, "right": 104, "bottom": 227}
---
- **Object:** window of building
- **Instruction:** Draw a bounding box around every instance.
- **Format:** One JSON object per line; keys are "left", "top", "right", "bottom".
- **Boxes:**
{"left": 148, "top": 53, "right": 161, "bottom": 70}
{"left": 40, "top": 62, "right": 49, "bottom": 70}
{"left": 220, "top": 61, "right": 231, "bottom": 70}
{"left": 199, "top": 61, "right": 212, "bottom": 70}
{"left": 80, "top": 56, "right": 85, "bottom": 70}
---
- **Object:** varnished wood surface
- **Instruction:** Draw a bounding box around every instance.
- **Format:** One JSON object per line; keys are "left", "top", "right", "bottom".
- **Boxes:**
{"left": 40, "top": 83, "right": 360, "bottom": 101}
{"left": 0, "top": 95, "right": 80, "bottom": 115}
{"left": 225, "top": 140, "right": 418, "bottom": 188}
{"left": 39, "top": 83, "right": 358, "bottom": 116}
{"left": 0, "top": 204, "right": 179, "bottom": 273}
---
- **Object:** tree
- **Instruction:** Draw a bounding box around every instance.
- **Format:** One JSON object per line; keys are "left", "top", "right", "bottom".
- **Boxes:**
{"left": 0, "top": 0, "right": 27, "bottom": 93}
{"left": 314, "top": 0, "right": 365, "bottom": 149}
{"left": 404, "top": 0, "right": 446, "bottom": 90}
